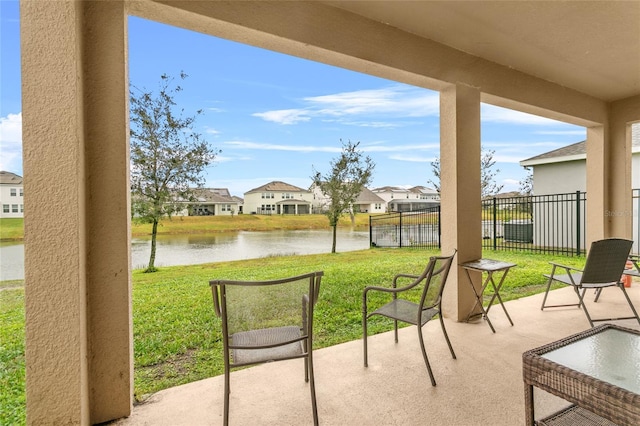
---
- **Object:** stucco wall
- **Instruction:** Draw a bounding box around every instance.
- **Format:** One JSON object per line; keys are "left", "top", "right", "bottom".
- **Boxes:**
{"left": 533, "top": 161, "right": 587, "bottom": 195}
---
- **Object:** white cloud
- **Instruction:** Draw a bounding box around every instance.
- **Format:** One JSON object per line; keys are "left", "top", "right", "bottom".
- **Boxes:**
{"left": 389, "top": 154, "right": 435, "bottom": 163}
{"left": 535, "top": 130, "right": 586, "bottom": 136}
{"left": 0, "top": 112, "right": 23, "bottom": 173}
{"left": 204, "top": 126, "right": 221, "bottom": 135}
{"left": 305, "top": 87, "right": 439, "bottom": 117}
{"left": 252, "top": 109, "right": 312, "bottom": 125}
{"left": 224, "top": 140, "right": 341, "bottom": 153}
{"left": 362, "top": 143, "right": 439, "bottom": 153}
{"left": 224, "top": 140, "right": 439, "bottom": 155}
{"left": 253, "top": 86, "right": 439, "bottom": 126}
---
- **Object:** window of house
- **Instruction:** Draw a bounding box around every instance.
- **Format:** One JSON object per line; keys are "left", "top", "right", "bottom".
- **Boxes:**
{"left": 12, "top": 204, "right": 19, "bottom": 213}
{"left": 10, "top": 188, "right": 16, "bottom": 196}
{"left": 20, "top": 204, "right": 24, "bottom": 212}
{"left": 19, "top": 188, "right": 23, "bottom": 196}
{"left": 2, "top": 205, "right": 9, "bottom": 213}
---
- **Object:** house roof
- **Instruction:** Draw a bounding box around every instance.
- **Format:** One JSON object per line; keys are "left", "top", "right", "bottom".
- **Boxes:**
{"left": 371, "top": 186, "right": 410, "bottom": 193}
{"left": 0, "top": 171, "right": 23, "bottom": 185}
{"left": 408, "top": 185, "right": 438, "bottom": 195}
{"left": 521, "top": 123, "right": 640, "bottom": 167}
{"left": 246, "top": 181, "right": 309, "bottom": 194}
{"left": 191, "top": 188, "right": 238, "bottom": 204}
{"left": 354, "top": 187, "right": 385, "bottom": 204}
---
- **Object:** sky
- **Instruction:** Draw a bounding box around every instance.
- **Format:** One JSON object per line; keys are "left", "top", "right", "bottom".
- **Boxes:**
{"left": 0, "top": 2, "right": 586, "bottom": 197}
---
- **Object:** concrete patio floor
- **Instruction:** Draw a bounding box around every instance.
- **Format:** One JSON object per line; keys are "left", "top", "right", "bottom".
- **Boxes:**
{"left": 113, "top": 285, "right": 640, "bottom": 426}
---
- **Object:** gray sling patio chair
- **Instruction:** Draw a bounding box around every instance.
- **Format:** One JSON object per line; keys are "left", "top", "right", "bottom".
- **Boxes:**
{"left": 362, "top": 251, "right": 457, "bottom": 387}
{"left": 540, "top": 238, "right": 640, "bottom": 327}
{"left": 210, "top": 271, "right": 323, "bottom": 426}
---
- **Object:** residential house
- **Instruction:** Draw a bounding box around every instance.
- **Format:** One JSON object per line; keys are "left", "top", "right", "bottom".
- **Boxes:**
{"left": 519, "top": 123, "right": 640, "bottom": 250}
{"left": 0, "top": 171, "right": 24, "bottom": 218}
{"left": 311, "top": 184, "right": 386, "bottom": 214}
{"left": 244, "top": 181, "right": 313, "bottom": 215}
{"left": 520, "top": 123, "right": 640, "bottom": 195}
{"left": 372, "top": 185, "right": 440, "bottom": 212}
{"left": 178, "top": 188, "right": 243, "bottom": 216}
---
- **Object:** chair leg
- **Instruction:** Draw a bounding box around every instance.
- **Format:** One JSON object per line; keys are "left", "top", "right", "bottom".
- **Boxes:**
{"left": 439, "top": 315, "right": 456, "bottom": 359}
{"left": 394, "top": 319, "right": 399, "bottom": 343}
{"left": 224, "top": 369, "right": 230, "bottom": 426}
{"left": 540, "top": 275, "right": 554, "bottom": 310}
{"left": 363, "top": 314, "right": 369, "bottom": 367}
{"left": 577, "top": 287, "right": 595, "bottom": 327}
{"left": 594, "top": 287, "right": 602, "bottom": 302}
{"left": 619, "top": 284, "right": 640, "bottom": 325}
{"left": 303, "top": 339, "right": 309, "bottom": 382}
{"left": 307, "top": 352, "right": 319, "bottom": 426}
{"left": 418, "top": 326, "right": 437, "bottom": 387}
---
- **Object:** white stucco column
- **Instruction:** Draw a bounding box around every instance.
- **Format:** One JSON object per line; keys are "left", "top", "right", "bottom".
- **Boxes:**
{"left": 21, "top": 1, "right": 132, "bottom": 424}
{"left": 586, "top": 95, "right": 640, "bottom": 244}
{"left": 439, "top": 84, "right": 483, "bottom": 321}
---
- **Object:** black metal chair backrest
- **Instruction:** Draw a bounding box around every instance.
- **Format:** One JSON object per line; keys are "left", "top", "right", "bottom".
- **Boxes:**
{"left": 580, "top": 238, "right": 633, "bottom": 286}
{"left": 419, "top": 252, "right": 456, "bottom": 313}
{"left": 210, "top": 271, "right": 323, "bottom": 426}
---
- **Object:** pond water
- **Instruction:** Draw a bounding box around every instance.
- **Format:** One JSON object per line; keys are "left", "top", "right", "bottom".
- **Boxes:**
{"left": 0, "top": 229, "right": 370, "bottom": 281}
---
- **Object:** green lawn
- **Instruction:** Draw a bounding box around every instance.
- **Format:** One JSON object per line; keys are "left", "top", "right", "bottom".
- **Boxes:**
{"left": 0, "top": 218, "right": 24, "bottom": 241}
{"left": 0, "top": 248, "right": 583, "bottom": 424}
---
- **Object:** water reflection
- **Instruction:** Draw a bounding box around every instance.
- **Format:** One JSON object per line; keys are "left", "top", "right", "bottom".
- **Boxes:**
{"left": 0, "top": 229, "right": 371, "bottom": 280}
{"left": 131, "top": 229, "right": 370, "bottom": 269}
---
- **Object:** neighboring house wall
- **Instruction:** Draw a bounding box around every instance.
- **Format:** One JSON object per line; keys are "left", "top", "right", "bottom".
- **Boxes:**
{"left": 532, "top": 161, "right": 587, "bottom": 195}
{"left": 0, "top": 171, "right": 24, "bottom": 219}
{"left": 244, "top": 181, "right": 313, "bottom": 214}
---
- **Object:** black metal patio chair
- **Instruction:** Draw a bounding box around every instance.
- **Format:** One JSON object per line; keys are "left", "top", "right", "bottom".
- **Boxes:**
{"left": 362, "top": 251, "right": 457, "bottom": 386}
{"left": 210, "top": 271, "right": 323, "bottom": 426}
{"left": 540, "top": 238, "right": 640, "bottom": 327}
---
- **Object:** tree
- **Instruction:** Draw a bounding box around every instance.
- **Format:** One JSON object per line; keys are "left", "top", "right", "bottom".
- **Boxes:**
{"left": 428, "top": 147, "right": 504, "bottom": 198}
{"left": 519, "top": 167, "right": 533, "bottom": 195}
{"left": 480, "top": 148, "right": 504, "bottom": 197}
{"left": 312, "top": 140, "right": 375, "bottom": 253}
{"left": 130, "top": 72, "right": 219, "bottom": 272}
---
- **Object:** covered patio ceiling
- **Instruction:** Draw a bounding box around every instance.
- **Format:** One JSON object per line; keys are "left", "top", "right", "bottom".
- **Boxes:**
{"left": 322, "top": 1, "right": 640, "bottom": 103}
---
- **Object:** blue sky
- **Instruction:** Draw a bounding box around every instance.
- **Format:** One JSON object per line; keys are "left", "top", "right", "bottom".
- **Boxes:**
{"left": 0, "top": 2, "right": 586, "bottom": 197}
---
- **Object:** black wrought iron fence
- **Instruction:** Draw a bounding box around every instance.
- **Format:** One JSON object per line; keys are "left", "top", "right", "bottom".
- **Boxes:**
{"left": 481, "top": 191, "right": 586, "bottom": 255}
{"left": 369, "top": 206, "right": 441, "bottom": 249}
{"left": 370, "top": 191, "right": 589, "bottom": 256}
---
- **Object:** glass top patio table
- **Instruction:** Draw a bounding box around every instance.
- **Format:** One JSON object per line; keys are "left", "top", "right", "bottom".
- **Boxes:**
{"left": 523, "top": 324, "right": 640, "bottom": 425}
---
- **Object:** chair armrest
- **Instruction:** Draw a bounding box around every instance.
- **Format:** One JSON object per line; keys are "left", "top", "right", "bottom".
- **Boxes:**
{"left": 392, "top": 273, "right": 420, "bottom": 287}
{"left": 209, "top": 281, "right": 222, "bottom": 317}
{"left": 547, "top": 261, "right": 582, "bottom": 274}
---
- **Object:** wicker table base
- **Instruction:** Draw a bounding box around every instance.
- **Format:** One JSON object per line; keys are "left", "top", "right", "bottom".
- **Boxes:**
{"left": 537, "top": 405, "right": 618, "bottom": 426}
{"left": 523, "top": 324, "right": 640, "bottom": 426}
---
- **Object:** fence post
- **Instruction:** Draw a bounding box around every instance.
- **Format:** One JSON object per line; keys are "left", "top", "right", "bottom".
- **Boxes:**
{"left": 369, "top": 215, "right": 373, "bottom": 247}
{"left": 399, "top": 211, "right": 403, "bottom": 248}
{"left": 437, "top": 205, "right": 441, "bottom": 249}
{"left": 492, "top": 197, "right": 497, "bottom": 250}
{"left": 575, "top": 190, "right": 581, "bottom": 256}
